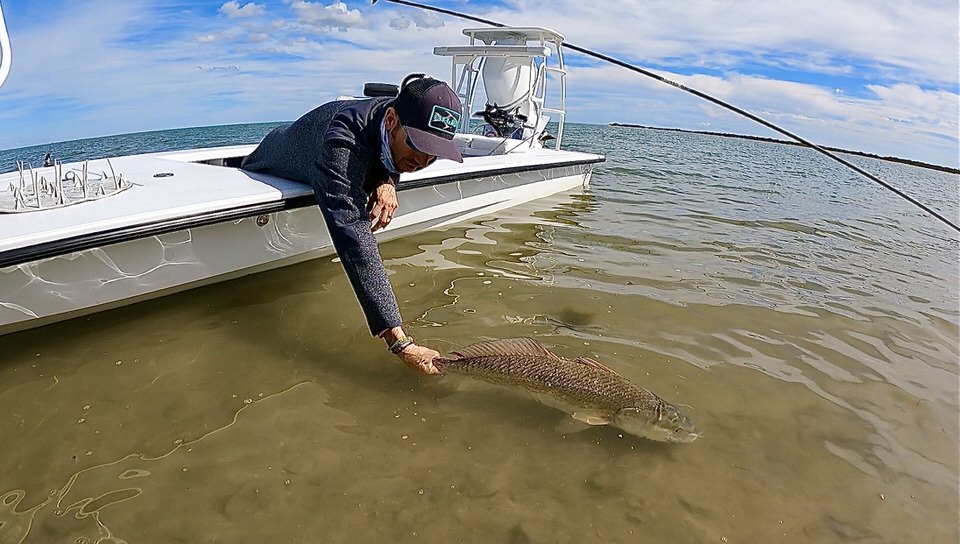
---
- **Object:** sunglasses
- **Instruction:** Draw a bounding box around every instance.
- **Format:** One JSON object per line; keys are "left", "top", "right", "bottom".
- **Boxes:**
{"left": 397, "top": 124, "right": 420, "bottom": 152}
{"left": 398, "top": 124, "right": 436, "bottom": 164}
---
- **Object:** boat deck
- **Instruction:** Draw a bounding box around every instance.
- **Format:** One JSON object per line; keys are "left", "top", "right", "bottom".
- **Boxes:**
{"left": 0, "top": 142, "right": 603, "bottom": 267}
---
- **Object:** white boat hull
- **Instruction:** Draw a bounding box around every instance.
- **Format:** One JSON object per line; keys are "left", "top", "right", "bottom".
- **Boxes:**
{"left": 0, "top": 151, "right": 596, "bottom": 335}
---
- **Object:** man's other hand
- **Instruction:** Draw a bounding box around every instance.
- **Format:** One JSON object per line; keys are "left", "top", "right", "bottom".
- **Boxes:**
{"left": 367, "top": 183, "right": 399, "bottom": 232}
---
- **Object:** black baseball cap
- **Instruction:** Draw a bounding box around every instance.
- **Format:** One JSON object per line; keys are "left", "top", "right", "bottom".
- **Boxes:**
{"left": 393, "top": 75, "right": 464, "bottom": 163}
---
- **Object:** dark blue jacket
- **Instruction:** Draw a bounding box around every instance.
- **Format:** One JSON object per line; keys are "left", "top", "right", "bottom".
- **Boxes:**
{"left": 241, "top": 98, "right": 402, "bottom": 336}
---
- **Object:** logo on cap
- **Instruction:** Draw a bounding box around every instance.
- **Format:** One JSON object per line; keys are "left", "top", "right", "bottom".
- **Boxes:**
{"left": 429, "top": 105, "right": 461, "bottom": 136}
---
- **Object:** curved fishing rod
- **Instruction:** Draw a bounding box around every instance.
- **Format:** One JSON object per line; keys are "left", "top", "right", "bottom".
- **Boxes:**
{"left": 0, "top": 0, "right": 12, "bottom": 88}
{"left": 371, "top": 0, "right": 959, "bottom": 234}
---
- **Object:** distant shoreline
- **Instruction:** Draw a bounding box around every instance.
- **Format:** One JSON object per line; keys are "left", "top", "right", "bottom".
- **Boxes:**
{"left": 608, "top": 123, "right": 960, "bottom": 175}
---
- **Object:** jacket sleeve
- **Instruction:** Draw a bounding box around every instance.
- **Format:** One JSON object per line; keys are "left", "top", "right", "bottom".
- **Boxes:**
{"left": 310, "top": 137, "right": 403, "bottom": 336}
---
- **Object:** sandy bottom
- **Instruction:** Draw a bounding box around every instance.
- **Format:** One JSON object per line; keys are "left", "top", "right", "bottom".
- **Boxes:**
{"left": 1, "top": 210, "right": 957, "bottom": 544}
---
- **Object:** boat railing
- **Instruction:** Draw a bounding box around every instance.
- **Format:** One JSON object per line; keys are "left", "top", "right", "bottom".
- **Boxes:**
{"left": 0, "top": 160, "right": 131, "bottom": 213}
{"left": 434, "top": 27, "right": 568, "bottom": 151}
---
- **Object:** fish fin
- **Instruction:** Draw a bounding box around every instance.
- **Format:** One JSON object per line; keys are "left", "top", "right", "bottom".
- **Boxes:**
{"left": 571, "top": 412, "right": 612, "bottom": 426}
{"left": 432, "top": 357, "right": 452, "bottom": 371}
{"left": 574, "top": 356, "right": 620, "bottom": 376}
{"left": 555, "top": 417, "right": 591, "bottom": 434}
{"left": 450, "top": 337, "right": 560, "bottom": 360}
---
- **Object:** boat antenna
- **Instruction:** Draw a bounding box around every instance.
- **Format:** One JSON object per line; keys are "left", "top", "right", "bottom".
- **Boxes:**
{"left": 0, "top": 0, "right": 11, "bottom": 88}
{"left": 371, "top": 0, "right": 959, "bottom": 234}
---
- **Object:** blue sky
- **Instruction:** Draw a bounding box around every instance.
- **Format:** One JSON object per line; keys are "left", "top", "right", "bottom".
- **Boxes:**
{"left": 0, "top": 0, "right": 957, "bottom": 167}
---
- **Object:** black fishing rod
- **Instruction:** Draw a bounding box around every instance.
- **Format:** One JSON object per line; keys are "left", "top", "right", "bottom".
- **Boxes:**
{"left": 371, "top": 0, "right": 959, "bottom": 234}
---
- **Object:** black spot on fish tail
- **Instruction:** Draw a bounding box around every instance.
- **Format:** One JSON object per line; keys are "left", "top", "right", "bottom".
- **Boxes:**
{"left": 556, "top": 307, "right": 595, "bottom": 326}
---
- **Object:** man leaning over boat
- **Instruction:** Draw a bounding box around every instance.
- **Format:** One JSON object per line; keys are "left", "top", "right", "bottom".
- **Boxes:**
{"left": 241, "top": 75, "right": 463, "bottom": 375}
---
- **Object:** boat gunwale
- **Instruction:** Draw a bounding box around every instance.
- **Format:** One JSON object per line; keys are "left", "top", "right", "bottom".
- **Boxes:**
{"left": 0, "top": 155, "right": 604, "bottom": 269}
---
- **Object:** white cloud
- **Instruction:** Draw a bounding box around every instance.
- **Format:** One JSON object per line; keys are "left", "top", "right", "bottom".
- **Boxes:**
{"left": 219, "top": 1, "right": 266, "bottom": 19}
{"left": 497, "top": 0, "right": 958, "bottom": 87}
{"left": 387, "top": 12, "right": 444, "bottom": 31}
{"left": 0, "top": 0, "right": 955, "bottom": 167}
{"left": 557, "top": 59, "right": 958, "bottom": 165}
{"left": 289, "top": 0, "right": 366, "bottom": 32}
{"left": 389, "top": 16, "right": 410, "bottom": 31}
{"left": 412, "top": 11, "right": 445, "bottom": 29}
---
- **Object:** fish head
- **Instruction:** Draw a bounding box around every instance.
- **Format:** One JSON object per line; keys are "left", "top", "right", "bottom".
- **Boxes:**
{"left": 614, "top": 401, "right": 700, "bottom": 443}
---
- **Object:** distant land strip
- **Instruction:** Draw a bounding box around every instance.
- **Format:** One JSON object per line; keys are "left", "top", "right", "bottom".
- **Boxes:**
{"left": 609, "top": 123, "right": 960, "bottom": 174}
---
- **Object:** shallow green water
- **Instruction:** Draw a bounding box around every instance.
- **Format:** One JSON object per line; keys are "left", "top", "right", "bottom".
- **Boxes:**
{"left": 1, "top": 124, "right": 957, "bottom": 543}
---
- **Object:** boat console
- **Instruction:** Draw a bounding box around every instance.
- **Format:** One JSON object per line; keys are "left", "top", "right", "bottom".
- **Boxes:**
{"left": 434, "top": 27, "right": 569, "bottom": 151}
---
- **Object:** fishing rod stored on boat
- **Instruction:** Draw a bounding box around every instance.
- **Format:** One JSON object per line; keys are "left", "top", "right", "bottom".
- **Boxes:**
{"left": 371, "top": 0, "right": 959, "bottom": 234}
